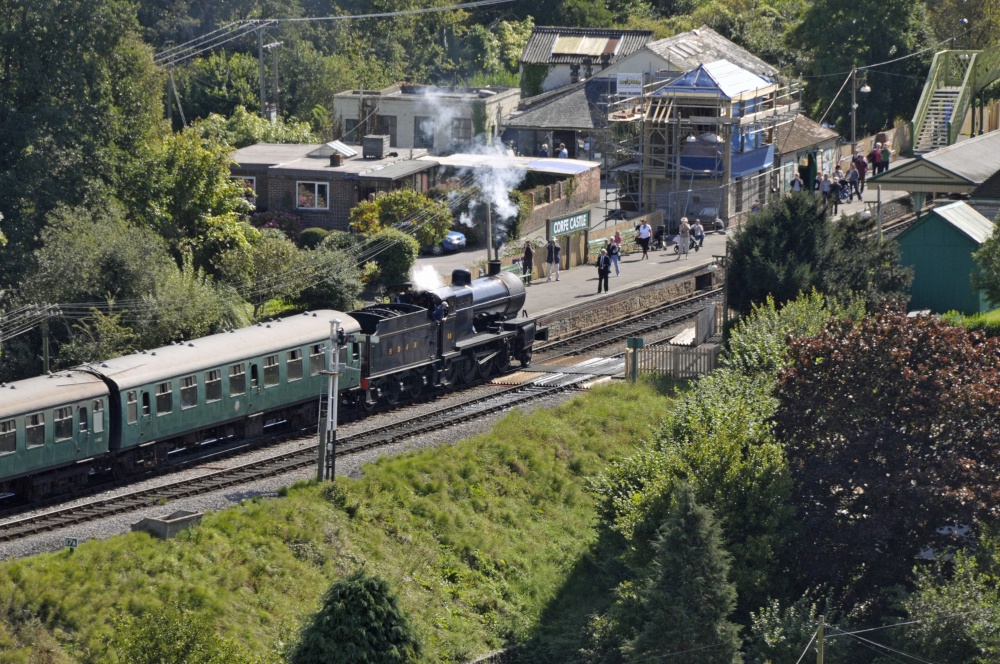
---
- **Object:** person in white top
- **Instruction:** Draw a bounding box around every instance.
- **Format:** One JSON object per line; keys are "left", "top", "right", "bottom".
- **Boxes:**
{"left": 636, "top": 221, "right": 652, "bottom": 260}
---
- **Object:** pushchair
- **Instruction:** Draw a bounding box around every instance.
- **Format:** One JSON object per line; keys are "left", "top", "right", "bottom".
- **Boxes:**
{"left": 672, "top": 235, "right": 700, "bottom": 254}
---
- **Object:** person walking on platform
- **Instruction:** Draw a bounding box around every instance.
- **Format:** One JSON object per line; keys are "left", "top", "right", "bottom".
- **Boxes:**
{"left": 847, "top": 162, "right": 861, "bottom": 201}
{"left": 636, "top": 220, "right": 652, "bottom": 260}
{"left": 545, "top": 238, "right": 561, "bottom": 282}
{"left": 606, "top": 237, "right": 621, "bottom": 276}
{"left": 521, "top": 241, "right": 534, "bottom": 286}
{"left": 880, "top": 142, "right": 893, "bottom": 174}
{"left": 678, "top": 217, "right": 691, "bottom": 260}
{"left": 596, "top": 248, "right": 611, "bottom": 293}
{"left": 853, "top": 148, "right": 869, "bottom": 194}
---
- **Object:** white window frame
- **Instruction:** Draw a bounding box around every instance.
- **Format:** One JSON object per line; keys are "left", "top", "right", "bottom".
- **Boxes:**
{"left": 297, "top": 181, "right": 329, "bottom": 210}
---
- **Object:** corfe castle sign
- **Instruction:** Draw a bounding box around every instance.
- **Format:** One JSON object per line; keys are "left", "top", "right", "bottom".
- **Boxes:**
{"left": 549, "top": 210, "right": 591, "bottom": 238}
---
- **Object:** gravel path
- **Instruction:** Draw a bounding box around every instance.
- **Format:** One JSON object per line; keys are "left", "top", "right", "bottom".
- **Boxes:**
{"left": 0, "top": 385, "right": 581, "bottom": 561}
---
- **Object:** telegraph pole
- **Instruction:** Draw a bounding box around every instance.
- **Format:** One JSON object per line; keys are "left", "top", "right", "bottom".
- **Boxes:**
{"left": 258, "top": 27, "right": 267, "bottom": 118}
{"left": 817, "top": 615, "right": 825, "bottom": 664}
{"left": 317, "top": 320, "right": 342, "bottom": 481}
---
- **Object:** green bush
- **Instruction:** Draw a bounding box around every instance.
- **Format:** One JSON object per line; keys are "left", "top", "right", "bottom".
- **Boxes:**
{"left": 365, "top": 228, "right": 419, "bottom": 287}
{"left": 298, "top": 228, "right": 329, "bottom": 250}
{"left": 942, "top": 307, "right": 1000, "bottom": 337}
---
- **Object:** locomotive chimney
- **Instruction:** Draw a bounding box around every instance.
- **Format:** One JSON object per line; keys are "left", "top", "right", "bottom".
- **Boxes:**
{"left": 487, "top": 260, "right": 502, "bottom": 276}
{"left": 451, "top": 269, "right": 472, "bottom": 287}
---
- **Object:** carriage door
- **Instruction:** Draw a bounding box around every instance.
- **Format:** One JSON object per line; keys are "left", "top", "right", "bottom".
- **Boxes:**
{"left": 140, "top": 391, "right": 152, "bottom": 439}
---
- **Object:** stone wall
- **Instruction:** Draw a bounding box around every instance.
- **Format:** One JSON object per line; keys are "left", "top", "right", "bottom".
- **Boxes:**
{"left": 521, "top": 166, "right": 601, "bottom": 235}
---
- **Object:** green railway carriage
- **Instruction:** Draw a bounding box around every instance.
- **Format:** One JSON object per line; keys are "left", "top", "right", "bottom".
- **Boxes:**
{"left": 94, "top": 311, "right": 362, "bottom": 474}
{"left": 0, "top": 372, "right": 111, "bottom": 497}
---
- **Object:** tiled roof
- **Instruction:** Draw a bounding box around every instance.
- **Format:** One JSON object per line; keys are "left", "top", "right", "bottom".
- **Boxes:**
{"left": 521, "top": 27, "right": 652, "bottom": 66}
{"left": 646, "top": 26, "right": 777, "bottom": 78}
{"left": 505, "top": 79, "right": 614, "bottom": 131}
{"left": 774, "top": 115, "right": 840, "bottom": 156}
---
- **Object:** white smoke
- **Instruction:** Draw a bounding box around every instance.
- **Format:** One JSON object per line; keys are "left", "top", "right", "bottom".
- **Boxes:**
{"left": 410, "top": 264, "right": 445, "bottom": 291}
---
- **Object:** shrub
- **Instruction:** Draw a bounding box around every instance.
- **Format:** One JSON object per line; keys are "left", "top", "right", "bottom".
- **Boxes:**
{"left": 250, "top": 210, "right": 303, "bottom": 239}
{"left": 298, "top": 228, "right": 328, "bottom": 249}
{"left": 365, "top": 228, "right": 419, "bottom": 287}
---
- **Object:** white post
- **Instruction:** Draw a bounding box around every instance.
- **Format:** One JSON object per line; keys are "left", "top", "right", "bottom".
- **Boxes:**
{"left": 329, "top": 319, "right": 341, "bottom": 481}
{"left": 877, "top": 185, "right": 882, "bottom": 241}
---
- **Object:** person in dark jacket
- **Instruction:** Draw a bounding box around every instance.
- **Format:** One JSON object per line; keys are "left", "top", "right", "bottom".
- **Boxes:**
{"left": 521, "top": 241, "right": 533, "bottom": 286}
{"left": 596, "top": 248, "right": 611, "bottom": 293}
{"left": 545, "top": 238, "right": 561, "bottom": 282}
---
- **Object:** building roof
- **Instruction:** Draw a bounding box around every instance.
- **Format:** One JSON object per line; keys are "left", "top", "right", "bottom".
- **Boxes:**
{"left": 422, "top": 153, "right": 600, "bottom": 176}
{"left": 505, "top": 79, "right": 613, "bottom": 131}
{"left": 646, "top": 26, "right": 777, "bottom": 78}
{"left": 971, "top": 164, "right": 1000, "bottom": 200}
{"left": 870, "top": 131, "right": 1000, "bottom": 193}
{"left": 655, "top": 60, "right": 773, "bottom": 100}
{"left": 521, "top": 26, "right": 652, "bottom": 66}
{"left": 932, "top": 200, "right": 996, "bottom": 244}
{"left": 232, "top": 143, "right": 434, "bottom": 180}
{"left": 774, "top": 115, "right": 840, "bottom": 156}
{"left": 333, "top": 83, "right": 519, "bottom": 102}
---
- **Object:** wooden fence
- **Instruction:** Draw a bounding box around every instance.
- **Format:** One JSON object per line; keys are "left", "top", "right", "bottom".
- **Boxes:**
{"left": 625, "top": 344, "right": 723, "bottom": 381}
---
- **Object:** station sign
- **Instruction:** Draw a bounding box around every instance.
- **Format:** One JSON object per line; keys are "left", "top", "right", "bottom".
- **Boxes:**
{"left": 549, "top": 210, "right": 591, "bottom": 238}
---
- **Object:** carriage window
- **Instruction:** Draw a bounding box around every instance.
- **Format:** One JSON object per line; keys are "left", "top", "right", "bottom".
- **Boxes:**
{"left": 93, "top": 400, "right": 104, "bottom": 433}
{"left": 287, "top": 349, "right": 303, "bottom": 382}
{"left": 205, "top": 370, "right": 222, "bottom": 402}
{"left": 310, "top": 344, "right": 325, "bottom": 376}
{"left": 78, "top": 407, "right": 89, "bottom": 433}
{"left": 142, "top": 392, "right": 150, "bottom": 416}
{"left": 230, "top": 364, "right": 246, "bottom": 396}
{"left": 156, "top": 382, "right": 173, "bottom": 416}
{"left": 263, "top": 354, "right": 279, "bottom": 387}
{"left": 0, "top": 419, "right": 14, "bottom": 454}
{"left": 25, "top": 413, "right": 45, "bottom": 448}
{"left": 127, "top": 392, "right": 138, "bottom": 424}
{"left": 181, "top": 375, "right": 197, "bottom": 409}
{"left": 351, "top": 343, "right": 360, "bottom": 361}
{"left": 250, "top": 364, "right": 259, "bottom": 388}
{"left": 54, "top": 407, "right": 73, "bottom": 442}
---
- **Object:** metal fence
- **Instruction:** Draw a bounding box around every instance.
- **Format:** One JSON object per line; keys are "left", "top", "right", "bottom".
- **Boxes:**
{"left": 625, "top": 343, "right": 723, "bottom": 381}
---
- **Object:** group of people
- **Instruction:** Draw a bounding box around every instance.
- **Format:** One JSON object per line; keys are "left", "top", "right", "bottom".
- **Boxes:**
{"left": 520, "top": 238, "right": 563, "bottom": 285}
{"left": 537, "top": 143, "right": 569, "bottom": 159}
{"left": 788, "top": 141, "right": 894, "bottom": 209}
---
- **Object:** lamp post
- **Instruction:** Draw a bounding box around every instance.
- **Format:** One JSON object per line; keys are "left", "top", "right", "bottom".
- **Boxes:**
{"left": 850, "top": 67, "right": 871, "bottom": 148}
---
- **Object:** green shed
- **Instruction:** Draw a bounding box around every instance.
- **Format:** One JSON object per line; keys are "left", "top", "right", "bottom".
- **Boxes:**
{"left": 896, "top": 201, "right": 995, "bottom": 314}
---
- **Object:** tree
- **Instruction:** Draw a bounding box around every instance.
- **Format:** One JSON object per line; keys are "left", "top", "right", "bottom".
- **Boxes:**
{"left": 289, "top": 569, "right": 420, "bottom": 664}
{"left": 626, "top": 485, "right": 743, "bottom": 663}
{"left": 175, "top": 51, "right": 259, "bottom": 122}
{"left": 194, "top": 105, "right": 317, "bottom": 149}
{"left": 790, "top": 0, "right": 933, "bottom": 137}
{"left": 972, "top": 225, "right": 1000, "bottom": 307}
{"left": 349, "top": 189, "right": 453, "bottom": 249}
{"left": 0, "top": 0, "right": 163, "bottom": 288}
{"left": 216, "top": 229, "right": 313, "bottom": 317}
{"left": 363, "top": 228, "right": 420, "bottom": 288}
{"left": 773, "top": 309, "right": 1000, "bottom": 598}
{"left": 726, "top": 194, "right": 911, "bottom": 317}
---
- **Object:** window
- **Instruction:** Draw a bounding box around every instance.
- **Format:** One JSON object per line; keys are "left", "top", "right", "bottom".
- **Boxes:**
{"left": 127, "top": 391, "right": 138, "bottom": 424}
{"left": 287, "top": 349, "right": 303, "bottom": 382}
{"left": 451, "top": 118, "right": 473, "bottom": 144}
{"left": 232, "top": 176, "right": 256, "bottom": 204}
{"left": 181, "top": 375, "right": 197, "bottom": 409}
{"left": 78, "top": 407, "right": 88, "bottom": 433}
{"left": 142, "top": 392, "right": 150, "bottom": 416}
{"left": 297, "top": 181, "right": 329, "bottom": 210}
{"left": 0, "top": 420, "right": 14, "bottom": 454}
{"left": 377, "top": 115, "right": 397, "bottom": 146}
{"left": 205, "top": 370, "right": 222, "bottom": 402}
{"left": 345, "top": 118, "right": 359, "bottom": 142}
{"left": 230, "top": 364, "right": 246, "bottom": 396}
{"left": 156, "top": 382, "right": 173, "bottom": 416}
{"left": 54, "top": 407, "right": 73, "bottom": 441}
{"left": 414, "top": 117, "right": 434, "bottom": 149}
{"left": 310, "top": 344, "right": 325, "bottom": 376}
{"left": 93, "top": 400, "right": 104, "bottom": 433}
{"left": 25, "top": 413, "right": 44, "bottom": 448}
{"left": 263, "top": 354, "right": 280, "bottom": 387}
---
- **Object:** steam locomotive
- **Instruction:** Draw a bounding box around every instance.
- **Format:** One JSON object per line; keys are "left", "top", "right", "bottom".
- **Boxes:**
{"left": 0, "top": 268, "right": 545, "bottom": 500}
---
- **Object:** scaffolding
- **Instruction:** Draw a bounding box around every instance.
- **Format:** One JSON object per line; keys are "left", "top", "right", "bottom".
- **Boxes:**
{"left": 600, "top": 71, "right": 802, "bottom": 230}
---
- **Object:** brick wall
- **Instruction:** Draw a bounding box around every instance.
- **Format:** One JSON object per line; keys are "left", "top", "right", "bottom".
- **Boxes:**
{"left": 265, "top": 176, "right": 357, "bottom": 231}
{"left": 521, "top": 166, "right": 601, "bottom": 235}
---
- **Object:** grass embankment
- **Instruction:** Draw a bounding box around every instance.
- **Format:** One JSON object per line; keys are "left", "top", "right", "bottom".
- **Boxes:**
{"left": 0, "top": 380, "right": 672, "bottom": 663}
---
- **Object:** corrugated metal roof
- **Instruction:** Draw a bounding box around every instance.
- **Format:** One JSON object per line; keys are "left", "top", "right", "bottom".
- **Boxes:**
{"left": 308, "top": 141, "right": 358, "bottom": 158}
{"left": 657, "top": 60, "right": 772, "bottom": 99}
{"left": 925, "top": 131, "right": 1000, "bottom": 186}
{"left": 933, "top": 200, "right": 996, "bottom": 243}
{"left": 646, "top": 26, "right": 777, "bottom": 78}
{"left": 521, "top": 27, "right": 651, "bottom": 65}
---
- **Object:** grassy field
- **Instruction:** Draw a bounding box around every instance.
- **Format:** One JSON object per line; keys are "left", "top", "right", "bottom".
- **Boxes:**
{"left": 0, "top": 380, "right": 673, "bottom": 663}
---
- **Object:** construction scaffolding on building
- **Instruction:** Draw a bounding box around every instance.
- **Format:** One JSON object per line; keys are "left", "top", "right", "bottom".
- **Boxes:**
{"left": 599, "top": 61, "right": 802, "bottom": 232}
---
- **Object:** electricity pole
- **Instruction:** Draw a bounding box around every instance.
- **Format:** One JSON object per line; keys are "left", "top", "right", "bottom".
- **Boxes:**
{"left": 258, "top": 27, "right": 267, "bottom": 118}
{"left": 317, "top": 320, "right": 342, "bottom": 481}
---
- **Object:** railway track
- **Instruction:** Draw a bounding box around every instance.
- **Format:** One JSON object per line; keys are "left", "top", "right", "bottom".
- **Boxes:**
{"left": 0, "top": 287, "right": 723, "bottom": 541}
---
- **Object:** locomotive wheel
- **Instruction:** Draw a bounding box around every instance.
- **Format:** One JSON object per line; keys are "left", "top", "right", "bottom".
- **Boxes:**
{"left": 458, "top": 353, "right": 479, "bottom": 384}
{"left": 380, "top": 377, "right": 402, "bottom": 405}
{"left": 405, "top": 369, "right": 427, "bottom": 398}
{"left": 519, "top": 349, "right": 533, "bottom": 367}
{"left": 494, "top": 351, "right": 512, "bottom": 375}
